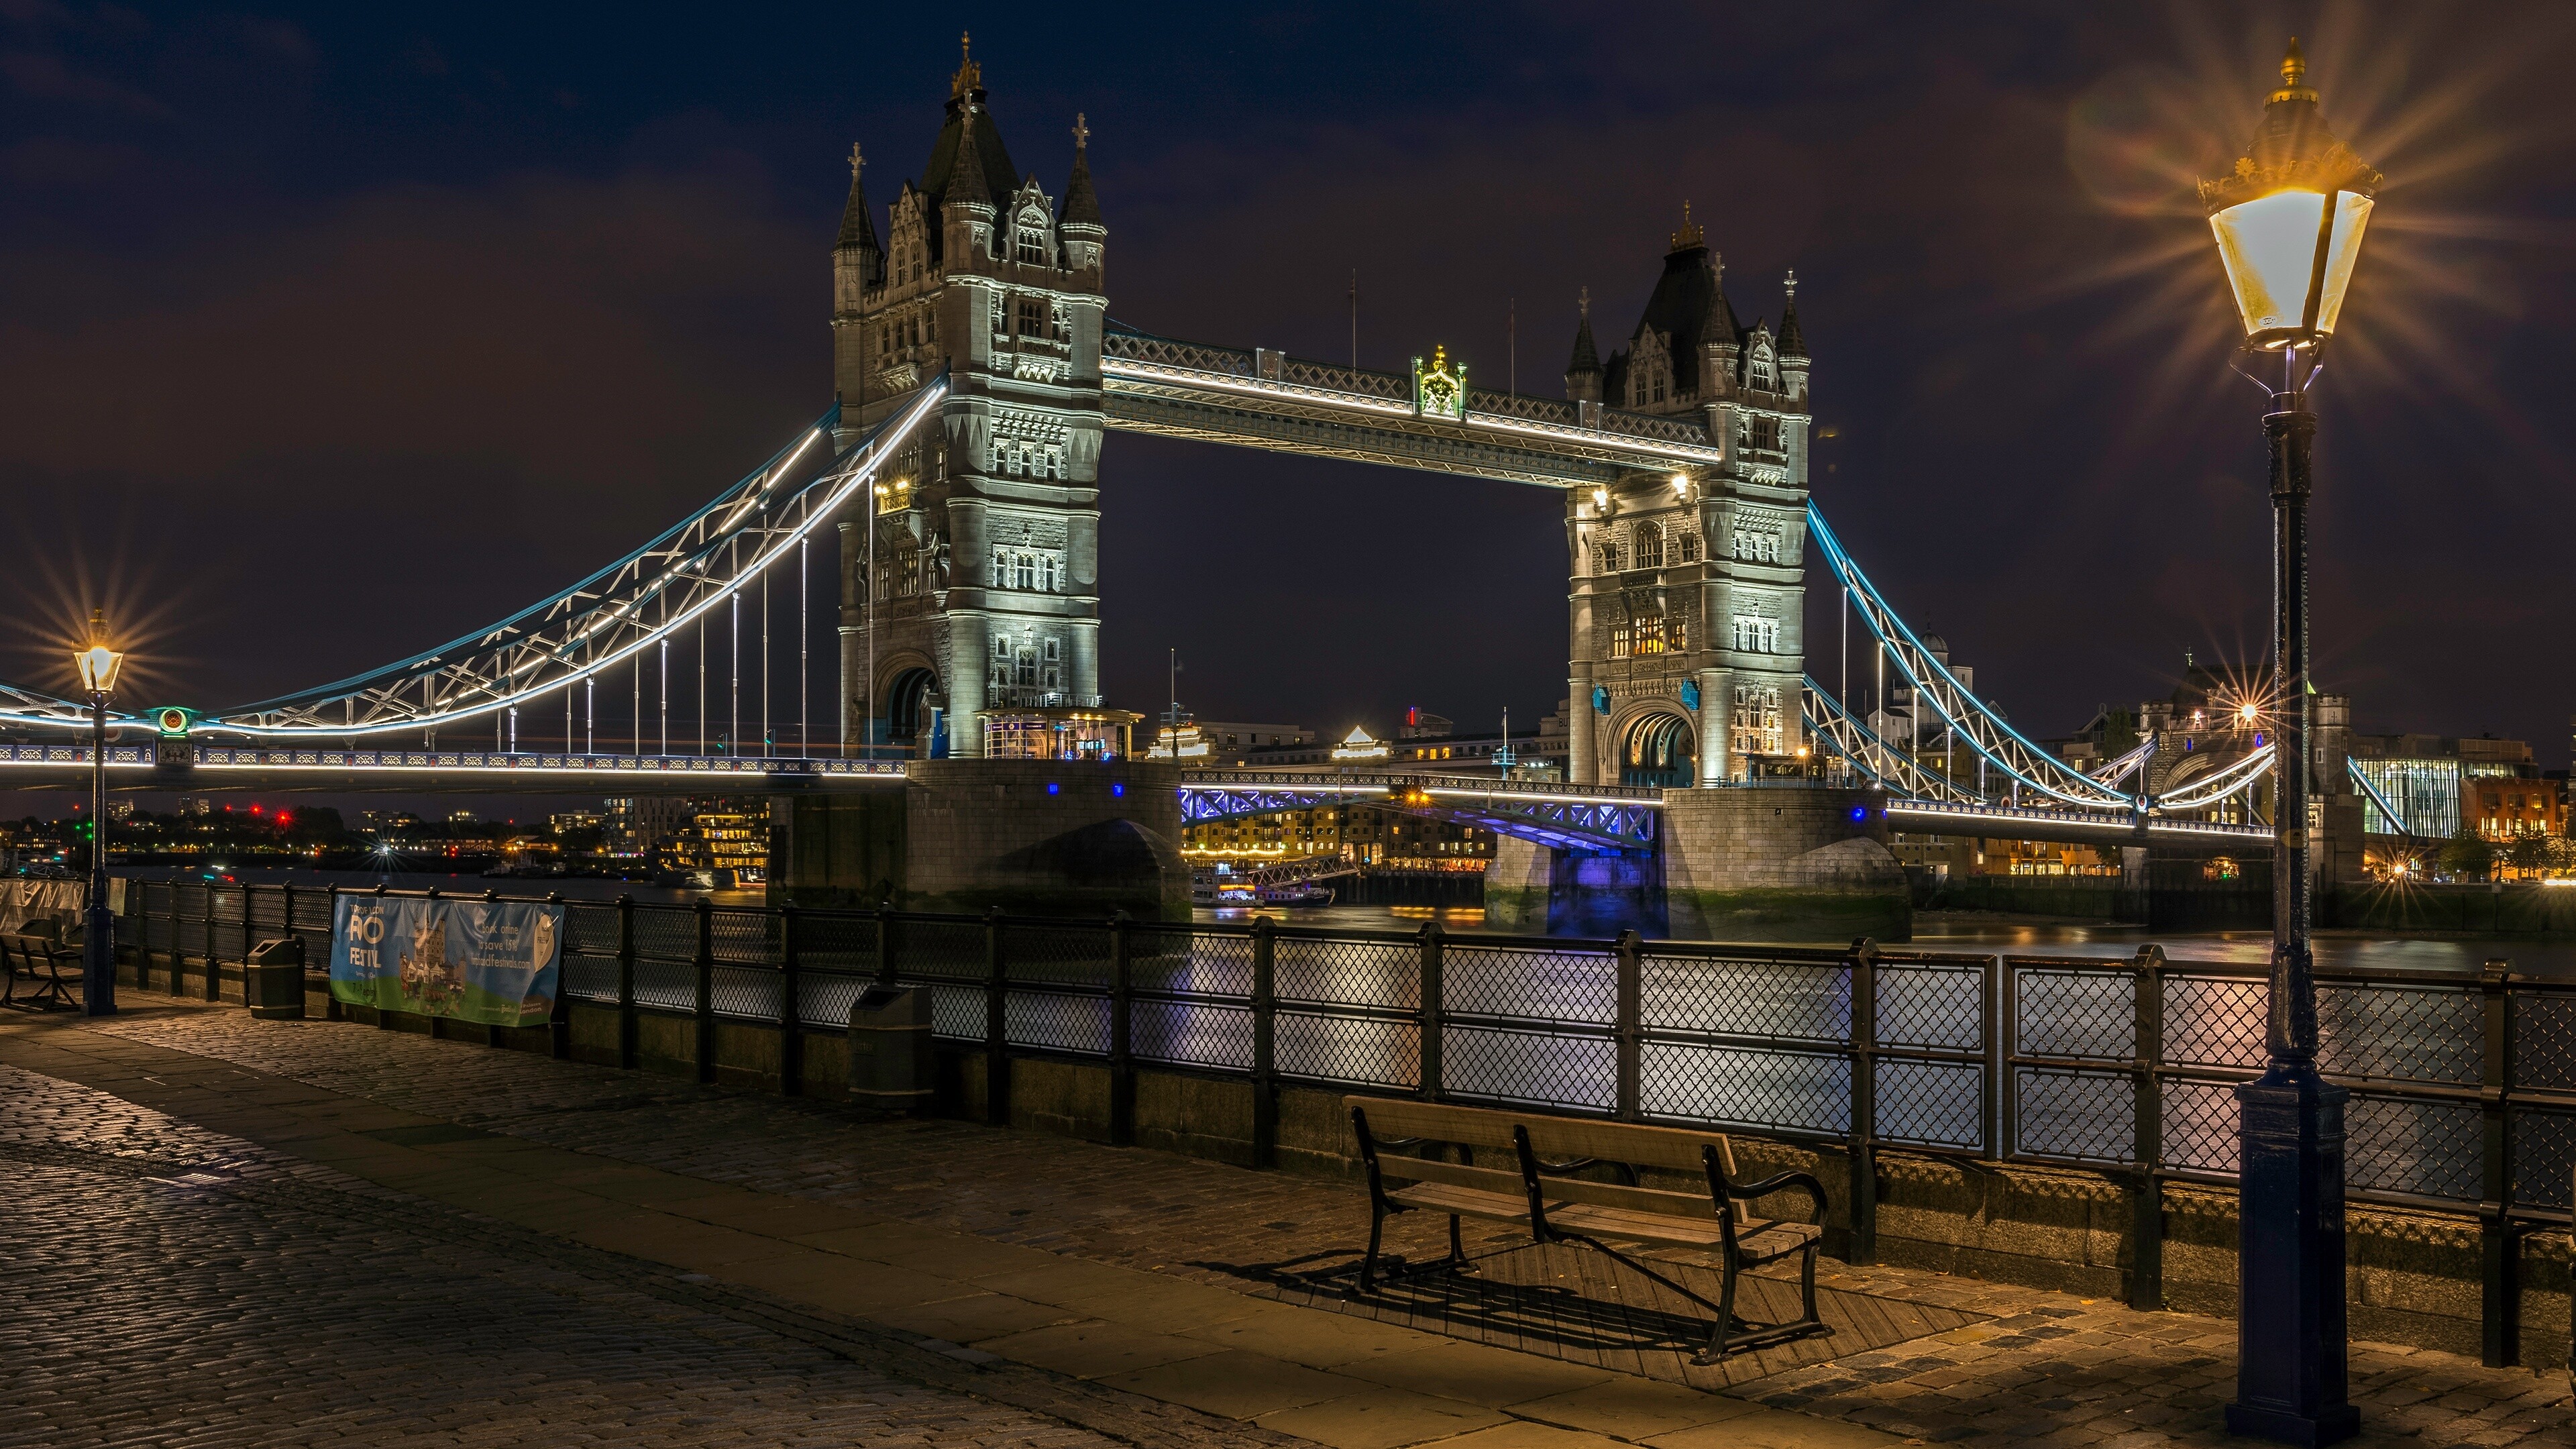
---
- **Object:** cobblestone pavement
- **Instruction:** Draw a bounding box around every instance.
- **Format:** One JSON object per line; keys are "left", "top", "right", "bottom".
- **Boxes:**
{"left": 19, "top": 1002, "right": 2576, "bottom": 1448}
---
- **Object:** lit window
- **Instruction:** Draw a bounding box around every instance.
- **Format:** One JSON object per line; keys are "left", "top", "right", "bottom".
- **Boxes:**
{"left": 1018, "top": 299, "right": 1045, "bottom": 336}
{"left": 1017, "top": 227, "right": 1046, "bottom": 264}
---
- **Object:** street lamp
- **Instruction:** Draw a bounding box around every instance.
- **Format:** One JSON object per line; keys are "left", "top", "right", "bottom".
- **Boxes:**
{"left": 2200, "top": 38, "right": 2378, "bottom": 1448}
{"left": 72, "top": 610, "right": 125, "bottom": 1017}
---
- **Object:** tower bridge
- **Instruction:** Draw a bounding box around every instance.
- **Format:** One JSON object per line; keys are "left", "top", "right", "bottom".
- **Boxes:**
{"left": 0, "top": 43, "right": 2296, "bottom": 932}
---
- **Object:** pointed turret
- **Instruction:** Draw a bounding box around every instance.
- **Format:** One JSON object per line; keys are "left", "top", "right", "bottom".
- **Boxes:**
{"left": 1062, "top": 113, "right": 1102, "bottom": 227}
{"left": 837, "top": 141, "right": 881, "bottom": 256}
{"left": 1777, "top": 270, "right": 1807, "bottom": 358}
{"left": 947, "top": 107, "right": 994, "bottom": 211}
{"left": 1564, "top": 287, "right": 1604, "bottom": 403}
{"left": 1058, "top": 112, "right": 1106, "bottom": 274}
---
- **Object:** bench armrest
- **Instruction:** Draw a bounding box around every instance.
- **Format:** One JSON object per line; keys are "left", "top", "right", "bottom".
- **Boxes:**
{"left": 1727, "top": 1169, "right": 1828, "bottom": 1226}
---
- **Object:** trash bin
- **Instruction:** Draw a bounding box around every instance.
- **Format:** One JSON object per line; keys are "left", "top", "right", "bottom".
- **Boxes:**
{"left": 246, "top": 936, "right": 306, "bottom": 1020}
{"left": 848, "top": 985, "right": 932, "bottom": 1114}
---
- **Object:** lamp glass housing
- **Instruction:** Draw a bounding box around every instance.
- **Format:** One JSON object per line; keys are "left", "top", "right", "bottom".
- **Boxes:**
{"left": 74, "top": 644, "right": 123, "bottom": 694}
{"left": 2208, "top": 187, "right": 2373, "bottom": 347}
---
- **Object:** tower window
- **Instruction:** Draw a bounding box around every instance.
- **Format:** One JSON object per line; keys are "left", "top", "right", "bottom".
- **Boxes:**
{"left": 1017, "top": 228, "right": 1046, "bottom": 264}
{"left": 1017, "top": 299, "right": 1045, "bottom": 336}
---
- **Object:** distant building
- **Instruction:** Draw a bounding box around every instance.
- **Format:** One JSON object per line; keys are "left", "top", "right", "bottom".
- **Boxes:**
{"left": 604, "top": 797, "right": 694, "bottom": 857}
{"left": 549, "top": 810, "right": 604, "bottom": 837}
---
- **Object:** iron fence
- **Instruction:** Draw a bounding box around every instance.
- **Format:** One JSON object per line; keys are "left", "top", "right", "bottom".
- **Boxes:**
{"left": 118, "top": 879, "right": 2576, "bottom": 1237}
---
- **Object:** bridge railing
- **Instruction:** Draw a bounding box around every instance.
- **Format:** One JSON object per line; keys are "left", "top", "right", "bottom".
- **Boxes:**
{"left": 117, "top": 880, "right": 2576, "bottom": 1283}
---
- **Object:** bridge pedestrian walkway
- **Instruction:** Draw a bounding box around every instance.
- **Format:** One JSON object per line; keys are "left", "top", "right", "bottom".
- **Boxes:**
{"left": 3, "top": 1000, "right": 2565, "bottom": 1449}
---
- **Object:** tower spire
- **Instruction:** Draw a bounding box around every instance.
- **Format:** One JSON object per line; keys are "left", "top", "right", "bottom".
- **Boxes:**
{"left": 1061, "top": 111, "right": 1102, "bottom": 229}
{"left": 1669, "top": 199, "right": 1705, "bottom": 251}
{"left": 952, "top": 30, "right": 981, "bottom": 100}
{"left": 1778, "top": 268, "right": 1807, "bottom": 358}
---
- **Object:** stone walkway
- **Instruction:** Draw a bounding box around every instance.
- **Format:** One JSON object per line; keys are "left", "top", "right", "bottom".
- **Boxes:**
{"left": 3, "top": 1000, "right": 2568, "bottom": 1449}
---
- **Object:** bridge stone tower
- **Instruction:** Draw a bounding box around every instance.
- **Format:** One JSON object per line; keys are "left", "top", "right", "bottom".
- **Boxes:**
{"left": 1562, "top": 209, "right": 1811, "bottom": 790}
{"left": 830, "top": 41, "right": 1108, "bottom": 759}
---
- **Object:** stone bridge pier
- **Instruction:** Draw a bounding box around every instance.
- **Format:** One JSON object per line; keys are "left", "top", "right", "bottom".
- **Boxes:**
{"left": 1487, "top": 782, "right": 1909, "bottom": 943}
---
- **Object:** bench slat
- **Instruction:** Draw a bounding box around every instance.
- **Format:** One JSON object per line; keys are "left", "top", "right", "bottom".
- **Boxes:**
{"left": 1346, "top": 1096, "right": 1525, "bottom": 1152}
{"left": 1386, "top": 1182, "right": 1531, "bottom": 1224}
{"left": 1515, "top": 1115, "right": 1741, "bottom": 1179}
{"left": 1372, "top": 1155, "right": 1525, "bottom": 1196}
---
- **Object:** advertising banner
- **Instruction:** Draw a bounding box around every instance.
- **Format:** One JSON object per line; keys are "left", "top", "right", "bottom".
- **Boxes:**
{"left": 330, "top": 894, "right": 563, "bottom": 1026}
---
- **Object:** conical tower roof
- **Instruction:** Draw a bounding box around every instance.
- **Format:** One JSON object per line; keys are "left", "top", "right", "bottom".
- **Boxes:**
{"left": 1062, "top": 113, "right": 1102, "bottom": 227}
{"left": 1777, "top": 270, "right": 1807, "bottom": 358}
{"left": 1566, "top": 288, "right": 1602, "bottom": 376}
{"left": 922, "top": 32, "right": 1018, "bottom": 211}
{"left": 835, "top": 141, "right": 879, "bottom": 252}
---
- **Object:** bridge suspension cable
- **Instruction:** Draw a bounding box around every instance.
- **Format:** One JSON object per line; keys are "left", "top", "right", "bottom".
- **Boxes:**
{"left": 191, "top": 380, "right": 945, "bottom": 740}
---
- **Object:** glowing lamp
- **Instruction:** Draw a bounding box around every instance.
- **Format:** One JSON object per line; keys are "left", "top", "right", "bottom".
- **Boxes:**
{"left": 74, "top": 642, "right": 123, "bottom": 695}
{"left": 2198, "top": 40, "right": 2379, "bottom": 350}
{"left": 2239, "top": 701, "right": 2259, "bottom": 724}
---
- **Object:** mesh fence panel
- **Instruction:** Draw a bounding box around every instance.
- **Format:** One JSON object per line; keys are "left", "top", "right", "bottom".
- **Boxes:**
{"left": 1442, "top": 942, "right": 1611, "bottom": 1024}
{"left": 248, "top": 891, "right": 288, "bottom": 932}
{"left": 2017, "top": 967, "right": 2134, "bottom": 1061}
{"left": 709, "top": 909, "right": 778, "bottom": 967}
{"left": 1134, "top": 999, "right": 1252, "bottom": 1070}
{"left": 561, "top": 955, "right": 619, "bottom": 1002}
{"left": 1132, "top": 927, "right": 1248, "bottom": 997}
{"left": 710, "top": 965, "right": 784, "bottom": 1022}
{"left": 2512, "top": 1108, "right": 2576, "bottom": 1210}
{"left": 1006, "top": 989, "right": 1111, "bottom": 1054}
{"left": 927, "top": 984, "right": 983, "bottom": 1039}
{"left": 2016, "top": 1069, "right": 2132, "bottom": 1162}
{"left": 894, "top": 919, "right": 988, "bottom": 980}
{"left": 796, "top": 913, "right": 877, "bottom": 980}
{"left": 1276, "top": 1012, "right": 1420, "bottom": 1089}
{"left": 1004, "top": 922, "right": 1114, "bottom": 987}
{"left": 2164, "top": 975, "right": 2267, "bottom": 1069}
{"left": 1875, "top": 1059, "right": 1984, "bottom": 1149}
{"left": 1876, "top": 964, "right": 1984, "bottom": 1052}
{"left": 2161, "top": 1077, "right": 2242, "bottom": 1173}
{"left": 1275, "top": 935, "right": 1415, "bottom": 1010}
{"left": 1642, "top": 953, "right": 1847, "bottom": 1041}
{"left": 2317, "top": 984, "right": 2481, "bottom": 1085}
{"left": 633, "top": 907, "right": 700, "bottom": 962}
{"left": 2512, "top": 990, "right": 2576, "bottom": 1091}
{"left": 291, "top": 891, "right": 335, "bottom": 932}
{"left": 564, "top": 903, "right": 621, "bottom": 957}
{"left": 2345, "top": 1097, "right": 2482, "bottom": 1199}
{"left": 796, "top": 969, "right": 877, "bottom": 1030}
{"left": 1443, "top": 1026, "right": 1615, "bottom": 1112}
{"left": 1641, "top": 1042, "right": 1849, "bottom": 1135}
{"left": 633, "top": 959, "right": 696, "bottom": 1013}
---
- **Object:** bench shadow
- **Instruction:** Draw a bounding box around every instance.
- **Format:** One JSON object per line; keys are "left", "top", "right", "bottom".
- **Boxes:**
{"left": 1189, "top": 1240, "right": 1990, "bottom": 1391}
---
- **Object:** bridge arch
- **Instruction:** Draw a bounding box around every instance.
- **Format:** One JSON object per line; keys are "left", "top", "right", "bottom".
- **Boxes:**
{"left": 1617, "top": 708, "right": 1697, "bottom": 790}
{"left": 869, "top": 653, "right": 939, "bottom": 755}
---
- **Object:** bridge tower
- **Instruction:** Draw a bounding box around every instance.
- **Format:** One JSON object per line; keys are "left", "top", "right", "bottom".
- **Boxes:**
{"left": 830, "top": 39, "right": 1109, "bottom": 759}
{"left": 1563, "top": 209, "right": 1812, "bottom": 789}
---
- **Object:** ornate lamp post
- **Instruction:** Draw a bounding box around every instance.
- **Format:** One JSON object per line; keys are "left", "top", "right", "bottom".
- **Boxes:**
{"left": 73, "top": 611, "right": 126, "bottom": 1017}
{"left": 2199, "top": 40, "right": 2377, "bottom": 1447}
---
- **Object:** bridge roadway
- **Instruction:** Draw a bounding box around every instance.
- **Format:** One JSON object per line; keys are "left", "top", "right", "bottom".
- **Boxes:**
{"left": 0, "top": 742, "right": 2273, "bottom": 853}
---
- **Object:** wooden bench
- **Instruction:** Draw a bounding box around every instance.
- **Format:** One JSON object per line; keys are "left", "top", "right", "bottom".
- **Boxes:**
{"left": 1347, "top": 1095, "right": 1830, "bottom": 1362}
{"left": 3, "top": 922, "right": 77, "bottom": 1012}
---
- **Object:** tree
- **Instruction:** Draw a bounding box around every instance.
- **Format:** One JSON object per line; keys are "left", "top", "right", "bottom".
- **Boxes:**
{"left": 2506, "top": 832, "right": 2557, "bottom": 879}
{"left": 2438, "top": 827, "right": 2497, "bottom": 882}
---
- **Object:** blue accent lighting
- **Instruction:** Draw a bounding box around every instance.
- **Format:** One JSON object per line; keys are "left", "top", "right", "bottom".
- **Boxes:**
{"left": 1849, "top": 806, "right": 1868, "bottom": 822}
{"left": 1046, "top": 782, "right": 1061, "bottom": 796}
{"left": 1111, "top": 782, "right": 1124, "bottom": 798}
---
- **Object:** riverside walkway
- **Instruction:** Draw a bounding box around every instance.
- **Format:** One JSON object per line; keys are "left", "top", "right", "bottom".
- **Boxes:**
{"left": 0, "top": 1000, "right": 2564, "bottom": 1449}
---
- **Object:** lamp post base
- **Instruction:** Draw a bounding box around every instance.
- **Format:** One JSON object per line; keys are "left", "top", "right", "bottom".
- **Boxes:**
{"left": 2228, "top": 1063, "right": 2354, "bottom": 1446}
{"left": 80, "top": 904, "right": 117, "bottom": 1016}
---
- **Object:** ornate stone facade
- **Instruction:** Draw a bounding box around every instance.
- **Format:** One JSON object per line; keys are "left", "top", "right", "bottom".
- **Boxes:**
{"left": 1562, "top": 211, "right": 1813, "bottom": 788}
{"left": 830, "top": 42, "right": 1107, "bottom": 758}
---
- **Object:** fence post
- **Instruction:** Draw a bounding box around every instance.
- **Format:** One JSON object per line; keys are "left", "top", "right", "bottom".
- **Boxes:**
{"left": 2131, "top": 944, "right": 2166, "bottom": 1312}
{"left": 2479, "top": 959, "right": 2518, "bottom": 1367}
{"left": 1109, "top": 911, "right": 1135, "bottom": 1147}
{"left": 323, "top": 885, "right": 341, "bottom": 1020}
{"left": 874, "top": 895, "right": 897, "bottom": 986}
{"left": 1418, "top": 921, "right": 1445, "bottom": 1101}
{"left": 1847, "top": 935, "right": 1879, "bottom": 1265}
{"left": 984, "top": 907, "right": 1010, "bottom": 1126}
{"left": 1981, "top": 955, "right": 2002, "bottom": 1160}
{"left": 778, "top": 906, "right": 803, "bottom": 1096}
{"left": 201, "top": 876, "right": 219, "bottom": 1000}
{"left": 1252, "top": 915, "right": 1278, "bottom": 1168}
{"left": 616, "top": 896, "right": 637, "bottom": 1069}
{"left": 166, "top": 877, "right": 183, "bottom": 997}
{"left": 372, "top": 885, "right": 393, "bottom": 1028}
{"left": 694, "top": 899, "right": 714, "bottom": 1084}
{"left": 545, "top": 892, "right": 570, "bottom": 1061}
{"left": 1615, "top": 930, "right": 1643, "bottom": 1122}
{"left": 481, "top": 888, "right": 506, "bottom": 1049}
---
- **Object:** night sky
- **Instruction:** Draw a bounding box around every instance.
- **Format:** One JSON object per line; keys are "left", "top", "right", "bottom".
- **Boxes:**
{"left": 5, "top": 1, "right": 2573, "bottom": 815}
